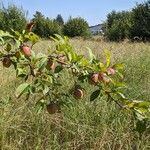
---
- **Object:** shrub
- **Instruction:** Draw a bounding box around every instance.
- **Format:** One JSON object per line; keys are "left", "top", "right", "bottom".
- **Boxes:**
{"left": 130, "top": 0, "right": 150, "bottom": 41}
{"left": 63, "top": 17, "right": 91, "bottom": 37}
{"left": 0, "top": 4, "right": 27, "bottom": 32}
{"left": 54, "top": 14, "right": 64, "bottom": 26}
{"left": 32, "top": 11, "right": 62, "bottom": 38}
{"left": 105, "top": 11, "right": 133, "bottom": 41}
{"left": 44, "top": 18, "right": 62, "bottom": 38}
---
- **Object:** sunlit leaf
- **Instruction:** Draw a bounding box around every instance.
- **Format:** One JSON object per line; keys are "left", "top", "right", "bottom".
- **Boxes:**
{"left": 87, "top": 47, "right": 96, "bottom": 62}
{"left": 15, "top": 83, "right": 30, "bottom": 98}
{"left": 105, "top": 49, "right": 111, "bottom": 67}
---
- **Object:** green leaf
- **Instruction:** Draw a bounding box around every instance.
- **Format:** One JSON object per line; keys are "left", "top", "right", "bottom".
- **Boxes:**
{"left": 38, "top": 57, "right": 47, "bottom": 71}
{"left": 105, "top": 49, "right": 111, "bottom": 67}
{"left": 99, "top": 62, "right": 107, "bottom": 72}
{"left": 78, "top": 75, "right": 87, "bottom": 83}
{"left": 54, "top": 65, "right": 63, "bottom": 73}
{"left": 67, "top": 52, "right": 72, "bottom": 61}
{"left": 15, "top": 83, "right": 30, "bottom": 98}
{"left": 113, "top": 82, "right": 127, "bottom": 89}
{"left": 16, "top": 68, "right": 27, "bottom": 78}
{"left": 135, "top": 120, "right": 147, "bottom": 135}
{"left": 0, "top": 51, "right": 4, "bottom": 58}
{"left": 0, "top": 30, "right": 14, "bottom": 38}
{"left": 116, "top": 92, "right": 126, "bottom": 99}
{"left": 90, "top": 89, "right": 101, "bottom": 101}
{"left": 35, "top": 99, "right": 46, "bottom": 114}
{"left": 0, "top": 37, "right": 4, "bottom": 45}
{"left": 87, "top": 47, "right": 96, "bottom": 62}
{"left": 113, "top": 63, "right": 125, "bottom": 71}
{"left": 43, "top": 85, "right": 49, "bottom": 95}
{"left": 28, "top": 32, "right": 39, "bottom": 45}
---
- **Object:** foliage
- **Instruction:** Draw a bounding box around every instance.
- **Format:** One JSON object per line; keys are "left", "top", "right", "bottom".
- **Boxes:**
{"left": 54, "top": 14, "right": 64, "bottom": 26}
{"left": 105, "top": 11, "right": 133, "bottom": 41}
{"left": 130, "top": 0, "right": 150, "bottom": 41}
{"left": 32, "top": 11, "right": 62, "bottom": 38}
{"left": 0, "top": 4, "right": 27, "bottom": 32}
{"left": 105, "top": 0, "right": 150, "bottom": 41}
{"left": 63, "top": 17, "right": 91, "bottom": 37}
{"left": 0, "top": 29, "right": 150, "bottom": 135}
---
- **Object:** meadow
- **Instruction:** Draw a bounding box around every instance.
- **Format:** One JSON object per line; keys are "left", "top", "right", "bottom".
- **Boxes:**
{"left": 0, "top": 38, "right": 150, "bottom": 150}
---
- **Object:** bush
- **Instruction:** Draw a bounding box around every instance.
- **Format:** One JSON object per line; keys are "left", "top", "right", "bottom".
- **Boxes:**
{"left": 0, "top": 4, "right": 27, "bottom": 32}
{"left": 44, "top": 18, "right": 62, "bottom": 38}
{"left": 105, "top": 11, "right": 133, "bottom": 41}
{"left": 32, "top": 11, "right": 62, "bottom": 38}
{"left": 105, "top": 0, "right": 150, "bottom": 41}
{"left": 130, "top": 0, "right": 150, "bottom": 41}
{"left": 54, "top": 14, "right": 64, "bottom": 26}
{"left": 63, "top": 17, "right": 91, "bottom": 37}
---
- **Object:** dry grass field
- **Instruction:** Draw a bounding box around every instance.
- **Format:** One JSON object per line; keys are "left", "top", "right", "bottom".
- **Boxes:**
{"left": 0, "top": 38, "right": 150, "bottom": 150}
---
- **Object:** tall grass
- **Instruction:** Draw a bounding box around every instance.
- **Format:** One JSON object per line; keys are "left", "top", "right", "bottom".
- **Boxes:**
{"left": 0, "top": 39, "right": 150, "bottom": 149}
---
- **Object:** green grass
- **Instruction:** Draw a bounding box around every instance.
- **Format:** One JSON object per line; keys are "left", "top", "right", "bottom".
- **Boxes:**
{"left": 0, "top": 39, "right": 150, "bottom": 149}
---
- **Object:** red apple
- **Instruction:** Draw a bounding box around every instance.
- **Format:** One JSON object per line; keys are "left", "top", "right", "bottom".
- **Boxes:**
{"left": 20, "top": 45, "right": 31, "bottom": 57}
{"left": 2, "top": 57, "right": 12, "bottom": 68}
{"left": 98, "top": 72, "right": 110, "bottom": 83}
{"left": 73, "top": 88, "right": 84, "bottom": 99}
{"left": 89, "top": 73, "right": 99, "bottom": 85}
{"left": 107, "top": 68, "right": 116, "bottom": 75}
{"left": 47, "top": 103, "right": 60, "bottom": 114}
{"left": 46, "top": 59, "right": 55, "bottom": 70}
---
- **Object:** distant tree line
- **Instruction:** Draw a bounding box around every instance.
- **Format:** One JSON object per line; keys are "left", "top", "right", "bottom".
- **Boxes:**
{"left": 0, "top": 4, "right": 27, "bottom": 32}
{"left": 105, "top": 0, "right": 150, "bottom": 41}
{"left": 0, "top": 3, "right": 90, "bottom": 38}
{"left": 0, "top": 0, "right": 149, "bottom": 41}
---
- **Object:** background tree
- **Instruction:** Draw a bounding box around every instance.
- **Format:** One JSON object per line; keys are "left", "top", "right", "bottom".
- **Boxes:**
{"left": 32, "top": 11, "right": 61, "bottom": 38}
{"left": 44, "top": 18, "right": 62, "bottom": 38}
{"left": 32, "top": 11, "right": 46, "bottom": 37}
{"left": 105, "top": 11, "right": 133, "bottom": 41}
{"left": 130, "top": 0, "right": 150, "bottom": 41}
{"left": 54, "top": 14, "right": 64, "bottom": 26}
{"left": 63, "top": 17, "right": 91, "bottom": 37}
{"left": 0, "top": 4, "right": 27, "bottom": 32}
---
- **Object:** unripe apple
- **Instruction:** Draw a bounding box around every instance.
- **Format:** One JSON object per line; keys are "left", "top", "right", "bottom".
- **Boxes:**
{"left": 46, "top": 59, "right": 55, "bottom": 70}
{"left": 20, "top": 45, "right": 31, "bottom": 57}
{"left": 47, "top": 103, "right": 60, "bottom": 114}
{"left": 89, "top": 73, "right": 99, "bottom": 85}
{"left": 73, "top": 88, "right": 84, "bottom": 99}
{"left": 98, "top": 72, "right": 110, "bottom": 83}
{"left": 107, "top": 68, "right": 116, "bottom": 75}
{"left": 2, "top": 57, "right": 12, "bottom": 68}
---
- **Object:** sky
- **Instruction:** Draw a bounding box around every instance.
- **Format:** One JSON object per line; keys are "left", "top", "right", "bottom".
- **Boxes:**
{"left": 1, "top": 0, "right": 144, "bottom": 26}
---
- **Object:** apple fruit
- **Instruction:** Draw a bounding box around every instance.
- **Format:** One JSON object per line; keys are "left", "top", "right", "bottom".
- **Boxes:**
{"left": 89, "top": 73, "right": 99, "bottom": 85}
{"left": 73, "top": 88, "right": 84, "bottom": 99}
{"left": 46, "top": 59, "right": 55, "bottom": 70}
{"left": 2, "top": 57, "right": 12, "bottom": 68}
{"left": 107, "top": 68, "right": 116, "bottom": 75}
{"left": 20, "top": 45, "right": 31, "bottom": 57}
{"left": 47, "top": 103, "right": 60, "bottom": 114}
{"left": 98, "top": 72, "right": 110, "bottom": 83}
